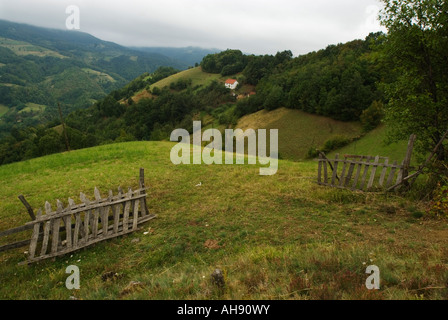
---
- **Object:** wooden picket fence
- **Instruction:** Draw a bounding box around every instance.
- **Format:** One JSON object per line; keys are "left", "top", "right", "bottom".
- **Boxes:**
{"left": 317, "top": 134, "right": 417, "bottom": 192}
{"left": 0, "top": 168, "right": 156, "bottom": 265}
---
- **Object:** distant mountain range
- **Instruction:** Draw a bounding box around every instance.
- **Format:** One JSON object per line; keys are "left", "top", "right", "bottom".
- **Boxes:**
{"left": 0, "top": 19, "right": 219, "bottom": 134}
{"left": 130, "top": 46, "right": 221, "bottom": 68}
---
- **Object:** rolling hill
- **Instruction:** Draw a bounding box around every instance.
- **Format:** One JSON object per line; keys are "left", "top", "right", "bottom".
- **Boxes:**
{"left": 0, "top": 20, "right": 211, "bottom": 136}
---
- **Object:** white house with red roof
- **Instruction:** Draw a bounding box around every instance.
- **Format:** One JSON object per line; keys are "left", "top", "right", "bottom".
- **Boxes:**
{"left": 225, "top": 79, "right": 239, "bottom": 90}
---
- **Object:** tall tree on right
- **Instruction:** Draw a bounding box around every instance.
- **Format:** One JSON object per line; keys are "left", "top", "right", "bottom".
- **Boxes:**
{"left": 379, "top": 0, "right": 448, "bottom": 161}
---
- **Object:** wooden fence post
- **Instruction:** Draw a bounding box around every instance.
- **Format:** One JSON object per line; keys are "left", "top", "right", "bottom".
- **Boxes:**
{"left": 18, "top": 195, "right": 36, "bottom": 221}
{"left": 402, "top": 134, "right": 416, "bottom": 188}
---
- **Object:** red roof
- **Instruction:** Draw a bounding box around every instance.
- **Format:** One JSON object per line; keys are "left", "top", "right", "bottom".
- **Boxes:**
{"left": 225, "top": 79, "right": 237, "bottom": 84}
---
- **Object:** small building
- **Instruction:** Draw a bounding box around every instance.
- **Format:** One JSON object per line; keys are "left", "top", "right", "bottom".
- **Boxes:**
{"left": 225, "top": 79, "right": 239, "bottom": 90}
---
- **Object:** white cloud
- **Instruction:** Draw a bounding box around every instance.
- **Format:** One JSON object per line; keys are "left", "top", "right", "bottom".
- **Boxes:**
{"left": 0, "top": 0, "right": 386, "bottom": 55}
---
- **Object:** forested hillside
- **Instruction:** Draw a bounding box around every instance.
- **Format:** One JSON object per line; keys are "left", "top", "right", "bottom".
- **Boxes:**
{"left": 0, "top": 20, "right": 187, "bottom": 136}
{"left": 0, "top": 32, "right": 389, "bottom": 165}
{"left": 232, "top": 32, "right": 385, "bottom": 122}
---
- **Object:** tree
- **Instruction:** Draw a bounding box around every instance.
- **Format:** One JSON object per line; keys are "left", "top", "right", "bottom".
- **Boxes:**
{"left": 264, "top": 85, "right": 284, "bottom": 111}
{"left": 360, "top": 100, "right": 384, "bottom": 132}
{"left": 379, "top": 0, "right": 448, "bottom": 160}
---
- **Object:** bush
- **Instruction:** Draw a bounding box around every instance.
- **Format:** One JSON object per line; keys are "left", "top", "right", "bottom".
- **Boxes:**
{"left": 322, "top": 135, "right": 352, "bottom": 153}
{"left": 427, "top": 180, "right": 448, "bottom": 218}
{"left": 307, "top": 146, "right": 320, "bottom": 159}
{"left": 306, "top": 135, "right": 355, "bottom": 159}
{"left": 360, "top": 100, "right": 384, "bottom": 131}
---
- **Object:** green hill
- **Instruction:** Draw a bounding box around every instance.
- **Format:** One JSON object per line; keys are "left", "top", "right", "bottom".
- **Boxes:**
{"left": 149, "top": 66, "right": 224, "bottom": 91}
{"left": 328, "top": 125, "right": 412, "bottom": 163}
{"left": 0, "top": 141, "right": 446, "bottom": 300}
{"left": 0, "top": 19, "right": 186, "bottom": 135}
{"left": 235, "top": 107, "right": 363, "bottom": 160}
{"left": 0, "top": 104, "right": 8, "bottom": 117}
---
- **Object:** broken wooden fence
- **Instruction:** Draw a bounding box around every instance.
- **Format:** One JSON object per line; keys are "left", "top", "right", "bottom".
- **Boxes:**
{"left": 317, "top": 134, "right": 416, "bottom": 192}
{"left": 0, "top": 168, "right": 156, "bottom": 265}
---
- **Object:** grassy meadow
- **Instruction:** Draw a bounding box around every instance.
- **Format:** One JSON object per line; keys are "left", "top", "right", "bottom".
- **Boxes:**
{"left": 328, "top": 125, "right": 411, "bottom": 163}
{"left": 236, "top": 108, "right": 364, "bottom": 161}
{"left": 0, "top": 104, "right": 8, "bottom": 117}
{"left": 0, "top": 141, "right": 447, "bottom": 300}
{"left": 148, "top": 67, "right": 223, "bottom": 92}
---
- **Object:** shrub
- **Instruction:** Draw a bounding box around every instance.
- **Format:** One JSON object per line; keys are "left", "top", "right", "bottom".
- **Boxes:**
{"left": 322, "top": 135, "right": 352, "bottom": 153}
{"left": 360, "top": 100, "right": 384, "bottom": 131}
{"left": 427, "top": 180, "right": 448, "bottom": 218}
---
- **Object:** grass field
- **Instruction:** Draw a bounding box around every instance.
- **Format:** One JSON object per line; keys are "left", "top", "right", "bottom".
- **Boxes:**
{"left": 236, "top": 108, "right": 363, "bottom": 160}
{"left": 131, "top": 66, "right": 236, "bottom": 103}
{"left": 0, "top": 104, "right": 8, "bottom": 117}
{"left": 148, "top": 67, "right": 223, "bottom": 92}
{"left": 18, "top": 103, "right": 46, "bottom": 115}
{"left": 0, "top": 37, "right": 66, "bottom": 59}
{"left": 0, "top": 141, "right": 447, "bottom": 300}
{"left": 328, "top": 125, "right": 411, "bottom": 163}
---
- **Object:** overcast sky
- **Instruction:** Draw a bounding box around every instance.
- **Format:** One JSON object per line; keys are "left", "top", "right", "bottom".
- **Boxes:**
{"left": 0, "top": 0, "right": 386, "bottom": 56}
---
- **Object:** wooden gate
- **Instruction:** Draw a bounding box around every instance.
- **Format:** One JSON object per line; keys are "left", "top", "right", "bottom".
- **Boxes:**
{"left": 317, "top": 134, "right": 416, "bottom": 192}
{"left": 0, "top": 168, "right": 156, "bottom": 265}
{"left": 22, "top": 186, "right": 154, "bottom": 265}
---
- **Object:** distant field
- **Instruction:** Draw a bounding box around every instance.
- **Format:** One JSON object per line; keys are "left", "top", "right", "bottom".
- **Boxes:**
{"left": 149, "top": 67, "right": 224, "bottom": 91}
{"left": 328, "top": 125, "right": 412, "bottom": 163}
{"left": 82, "top": 68, "right": 116, "bottom": 83}
{"left": 236, "top": 107, "right": 363, "bottom": 160}
{"left": 0, "top": 104, "right": 8, "bottom": 117}
{"left": 131, "top": 67, "right": 228, "bottom": 103}
{"left": 0, "top": 37, "right": 66, "bottom": 59}
{"left": 18, "top": 103, "right": 46, "bottom": 115}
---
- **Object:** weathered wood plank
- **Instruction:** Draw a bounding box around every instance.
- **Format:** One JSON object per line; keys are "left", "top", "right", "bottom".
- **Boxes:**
{"left": 351, "top": 156, "right": 365, "bottom": 190}
{"left": 93, "top": 187, "right": 102, "bottom": 239}
{"left": 23, "top": 227, "right": 139, "bottom": 265}
{"left": 395, "top": 160, "right": 405, "bottom": 188}
{"left": 29, "top": 209, "right": 42, "bottom": 259}
{"left": 113, "top": 188, "right": 122, "bottom": 235}
{"left": 0, "top": 224, "right": 33, "bottom": 238}
{"left": 358, "top": 157, "right": 371, "bottom": 190}
{"left": 102, "top": 194, "right": 111, "bottom": 237}
{"left": 367, "top": 156, "right": 380, "bottom": 190}
{"left": 0, "top": 239, "right": 35, "bottom": 253}
{"left": 18, "top": 195, "right": 36, "bottom": 220}
{"left": 51, "top": 201, "right": 63, "bottom": 254}
{"left": 344, "top": 162, "right": 356, "bottom": 187}
{"left": 338, "top": 158, "right": 348, "bottom": 187}
{"left": 73, "top": 212, "right": 82, "bottom": 248}
{"left": 91, "top": 208, "right": 99, "bottom": 239}
{"left": 330, "top": 154, "right": 339, "bottom": 185}
{"left": 386, "top": 160, "right": 398, "bottom": 187}
{"left": 379, "top": 158, "right": 389, "bottom": 187}
{"left": 40, "top": 202, "right": 52, "bottom": 256}
{"left": 81, "top": 193, "right": 91, "bottom": 244}
{"left": 323, "top": 160, "right": 328, "bottom": 184}
{"left": 122, "top": 189, "right": 132, "bottom": 232}
{"left": 63, "top": 202, "right": 73, "bottom": 250}
{"left": 132, "top": 199, "right": 139, "bottom": 231}
{"left": 139, "top": 168, "right": 148, "bottom": 217}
